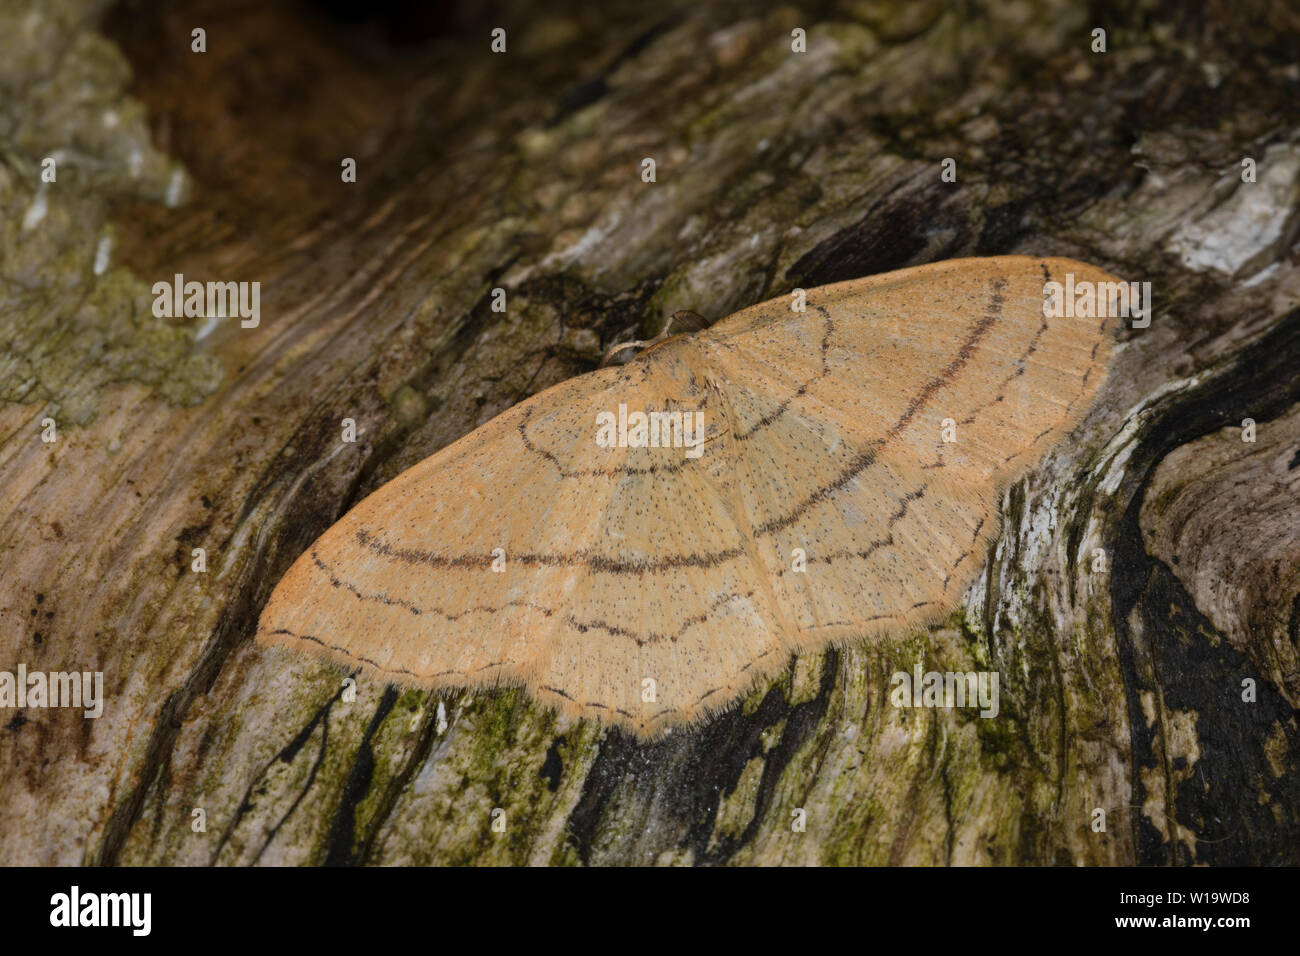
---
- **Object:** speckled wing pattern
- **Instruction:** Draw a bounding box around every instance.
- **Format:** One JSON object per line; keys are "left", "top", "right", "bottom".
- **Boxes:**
{"left": 257, "top": 256, "right": 1116, "bottom": 735}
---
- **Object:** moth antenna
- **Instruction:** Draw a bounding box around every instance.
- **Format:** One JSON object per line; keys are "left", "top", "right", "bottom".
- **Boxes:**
{"left": 599, "top": 310, "right": 709, "bottom": 367}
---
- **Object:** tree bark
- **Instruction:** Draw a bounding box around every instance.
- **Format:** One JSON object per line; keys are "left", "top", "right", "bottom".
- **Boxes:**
{"left": 1, "top": 0, "right": 1298, "bottom": 865}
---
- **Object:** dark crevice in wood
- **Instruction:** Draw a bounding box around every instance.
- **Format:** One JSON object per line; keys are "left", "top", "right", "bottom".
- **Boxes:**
{"left": 322, "top": 685, "right": 400, "bottom": 866}
{"left": 1109, "top": 307, "right": 1300, "bottom": 864}
{"left": 565, "top": 650, "right": 837, "bottom": 865}
{"left": 209, "top": 680, "right": 350, "bottom": 865}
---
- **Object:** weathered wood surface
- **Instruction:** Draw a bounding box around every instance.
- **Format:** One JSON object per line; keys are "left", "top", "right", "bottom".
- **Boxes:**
{"left": 1, "top": 0, "right": 1298, "bottom": 865}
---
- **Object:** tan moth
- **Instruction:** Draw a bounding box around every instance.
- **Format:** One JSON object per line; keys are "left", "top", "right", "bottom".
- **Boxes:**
{"left": 257, "top": 256, "right": 1119, "bottom": 736}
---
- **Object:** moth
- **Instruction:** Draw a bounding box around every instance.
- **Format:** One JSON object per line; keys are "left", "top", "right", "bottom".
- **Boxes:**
{"left": 257, "top": 256, "right": 1119, "bottom": 736}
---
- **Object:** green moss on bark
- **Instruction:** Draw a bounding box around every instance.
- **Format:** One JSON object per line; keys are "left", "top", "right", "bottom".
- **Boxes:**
{"left": 0, "top": 0, "right": 218, "bottom": 424}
